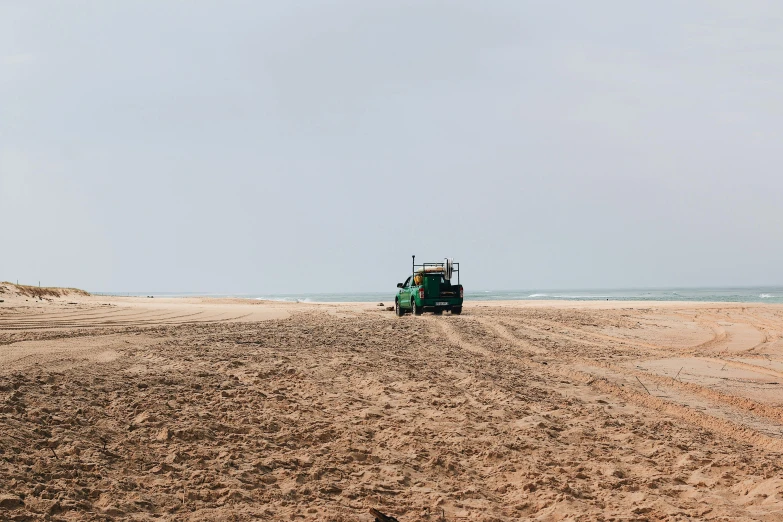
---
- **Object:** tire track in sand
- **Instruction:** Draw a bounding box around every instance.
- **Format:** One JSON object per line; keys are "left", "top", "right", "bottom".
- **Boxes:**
{"left": 448, "top": 314, "right": 783, "bottom": 453}
{"left": 483, "top": 317, "right": 783, "bottom": 426}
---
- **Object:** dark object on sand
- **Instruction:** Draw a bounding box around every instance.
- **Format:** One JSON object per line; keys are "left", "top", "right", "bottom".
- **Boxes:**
{"left": 370, "top": 508, "right": 399, "bottom": 522}
{"left": 395, "top": 256, "right": 463, "bottom": 316}
{"left": 378, "top": 302, "right": 384, "bottom": 306}
{"left": 385, "top": 306, "right": 394, "bottom": 311}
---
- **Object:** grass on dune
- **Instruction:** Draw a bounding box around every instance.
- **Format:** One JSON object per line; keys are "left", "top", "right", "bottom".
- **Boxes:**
{"left": 0, "top": 282, "right": 90, "bottom": 298}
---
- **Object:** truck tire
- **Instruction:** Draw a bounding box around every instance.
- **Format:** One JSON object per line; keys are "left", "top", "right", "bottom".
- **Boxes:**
{"left": 395, "top": 299, "right": 404, "bottom": 317}
{"left": 451, "top": 307, "right": 462, "bottom": 315}
{"left": 412, "top": 299, "right": 422, "bottom": 316}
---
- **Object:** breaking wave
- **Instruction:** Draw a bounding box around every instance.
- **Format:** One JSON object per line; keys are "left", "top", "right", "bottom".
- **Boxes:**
{"left": 254, "top": 296, "right": 312, "bottom": 303}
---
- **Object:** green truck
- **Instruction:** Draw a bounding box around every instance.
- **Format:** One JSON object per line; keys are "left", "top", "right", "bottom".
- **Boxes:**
{"left": 395, "top": 256, "right": 463, "bottom": 316}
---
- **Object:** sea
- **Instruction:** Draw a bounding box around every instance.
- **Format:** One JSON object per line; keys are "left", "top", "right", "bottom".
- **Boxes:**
{"left": 106, "top": 287, "right": 783, "bottom": 304}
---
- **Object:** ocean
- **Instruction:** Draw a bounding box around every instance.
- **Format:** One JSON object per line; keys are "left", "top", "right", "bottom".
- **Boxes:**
{"left": 108, "top": 287, "right": 783, "bottom": 304}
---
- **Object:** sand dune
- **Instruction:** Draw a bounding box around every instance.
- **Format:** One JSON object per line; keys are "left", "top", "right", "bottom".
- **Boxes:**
{"left": 0, "top": 295, "right": 782, "bottom": 520}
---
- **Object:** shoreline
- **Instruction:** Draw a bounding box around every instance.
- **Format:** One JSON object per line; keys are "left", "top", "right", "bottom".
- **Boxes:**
{"left": 88, "top": 295, "right": 783, "bottom": 308}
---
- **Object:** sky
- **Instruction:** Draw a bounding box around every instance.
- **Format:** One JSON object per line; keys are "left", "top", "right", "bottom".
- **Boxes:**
{"left": 2, "top": 1, "right": 782, "bottom": 293}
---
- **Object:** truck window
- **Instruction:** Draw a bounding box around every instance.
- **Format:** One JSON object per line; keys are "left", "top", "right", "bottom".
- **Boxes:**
{"left": 403, "top": 276, "right": 411, "bottom": 288}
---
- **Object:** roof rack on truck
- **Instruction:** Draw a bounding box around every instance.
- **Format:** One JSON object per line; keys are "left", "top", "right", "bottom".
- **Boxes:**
{"left": 412, "top": 255, "right": 459, "bottom": 285}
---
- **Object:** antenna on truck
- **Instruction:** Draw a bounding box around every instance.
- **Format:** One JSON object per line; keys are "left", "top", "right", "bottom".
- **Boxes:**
{"left": 412, "top": 255, "right": 415, "bottom": 277}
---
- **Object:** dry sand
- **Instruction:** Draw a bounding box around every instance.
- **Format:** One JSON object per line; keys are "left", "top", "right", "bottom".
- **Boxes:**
{"left": 1, "top": 285, "right": 782, "bottom": 520}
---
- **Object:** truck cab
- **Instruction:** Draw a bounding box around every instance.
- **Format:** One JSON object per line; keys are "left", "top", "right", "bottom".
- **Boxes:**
{"left": 395, "top": 257, "right": 463, "bottom": 316}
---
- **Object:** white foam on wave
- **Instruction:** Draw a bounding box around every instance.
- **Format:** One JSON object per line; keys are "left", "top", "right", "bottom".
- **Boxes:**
{"left": 254, "top": 296, "right": 317, "bottom": 303}
{"left": 552, "top": 295, "right": 613, "bottom": 299}
{"left": 528, "top": 293, "right": 614, "bottom": 299}
{"left": 760, "top": 293, "right": 774, "bottom": 299}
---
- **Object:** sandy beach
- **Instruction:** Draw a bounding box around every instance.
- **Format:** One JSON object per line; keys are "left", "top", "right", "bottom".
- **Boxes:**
{"left": 1, "top": 285, "right": 782, "bottom": 520}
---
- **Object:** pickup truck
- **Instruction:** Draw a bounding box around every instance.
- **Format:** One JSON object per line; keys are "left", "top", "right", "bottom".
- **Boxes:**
{"left": 395, "top": 257, "right": 463, "bottom": 316}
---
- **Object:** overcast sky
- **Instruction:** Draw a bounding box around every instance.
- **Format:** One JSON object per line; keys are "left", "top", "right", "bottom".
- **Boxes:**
{"left": 2, "top": 1, "right": 782, "bottom": 293}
